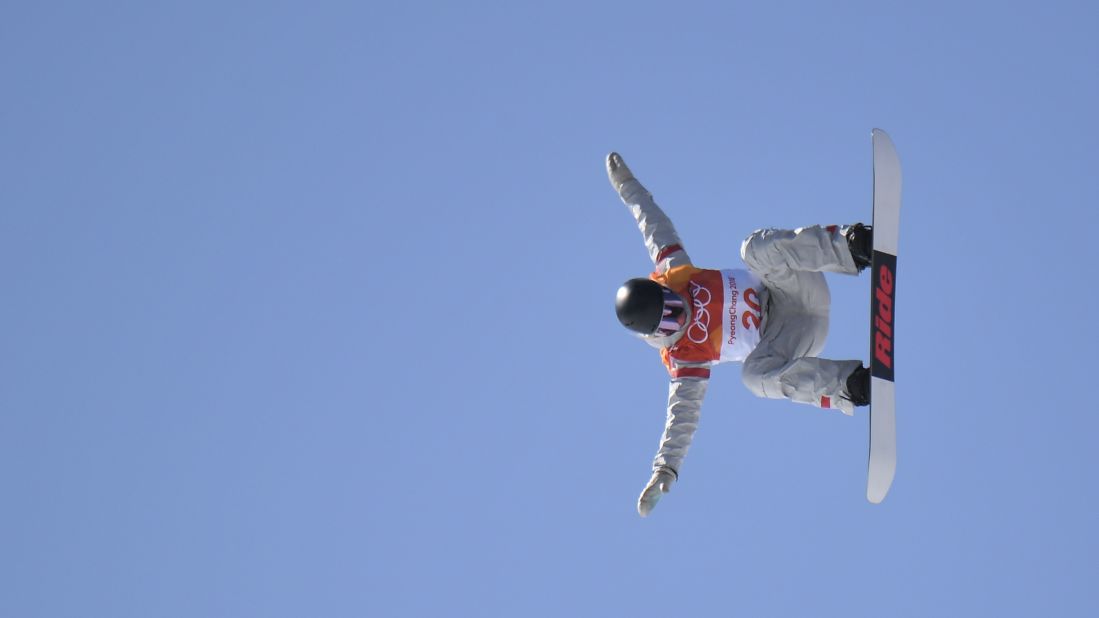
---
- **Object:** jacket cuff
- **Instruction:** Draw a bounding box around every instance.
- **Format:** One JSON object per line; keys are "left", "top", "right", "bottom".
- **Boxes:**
{"left": 655, "top": 465, "right": 679, "bottom": 480}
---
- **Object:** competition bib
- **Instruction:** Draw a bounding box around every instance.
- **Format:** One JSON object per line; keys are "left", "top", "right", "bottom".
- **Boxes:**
{"left": 716, "top": 269, "right": 763, "bottom": 362}
{"left": 665, "top": 267, "right": 764, "bottom": 366}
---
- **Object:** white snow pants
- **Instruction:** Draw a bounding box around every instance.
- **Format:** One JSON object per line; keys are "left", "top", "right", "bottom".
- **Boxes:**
{"left": 739, "top": 226, "right": 862, "bottom": 415}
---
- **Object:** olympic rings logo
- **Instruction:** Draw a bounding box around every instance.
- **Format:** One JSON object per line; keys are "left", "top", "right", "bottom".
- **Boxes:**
{"left": 687, "top": 281, "right": 712, "bottom": 344}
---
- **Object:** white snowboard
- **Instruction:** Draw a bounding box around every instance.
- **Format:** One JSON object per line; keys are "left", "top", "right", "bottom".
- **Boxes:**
{"left": 867, "top": 128, "right": 900, "bottom": 504}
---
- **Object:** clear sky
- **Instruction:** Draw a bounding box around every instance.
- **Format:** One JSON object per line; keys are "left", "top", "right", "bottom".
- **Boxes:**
{"left": 3, "top": 1, "right": 1098, "bottom": 616}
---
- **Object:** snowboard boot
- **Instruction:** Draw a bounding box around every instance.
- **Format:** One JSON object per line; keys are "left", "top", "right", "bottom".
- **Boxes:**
{"left": 844, "top": 365, "right": 871, "bottom": 407}
{"left": 606, "top": 152, "right": 635, "bottom": 195}
{"left": 846, "top": 223, "right": 873, "bottom": 272}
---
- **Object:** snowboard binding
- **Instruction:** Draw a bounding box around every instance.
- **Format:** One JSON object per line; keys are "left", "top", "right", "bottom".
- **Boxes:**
{"left": 846, "top": 223, "right": 873, "bottom": 272}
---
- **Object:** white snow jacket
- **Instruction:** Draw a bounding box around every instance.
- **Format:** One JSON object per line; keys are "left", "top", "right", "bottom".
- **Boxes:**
{"left": 618, "top": 178, "right": 720, "bottom": 478}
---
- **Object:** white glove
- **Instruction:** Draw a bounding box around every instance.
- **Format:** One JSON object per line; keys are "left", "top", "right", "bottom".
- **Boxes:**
{"left": 605, "top": 152, "right": 636, "bottom": 195}
{"left": 637, "top": 469, "right": 676, "bottom": 517}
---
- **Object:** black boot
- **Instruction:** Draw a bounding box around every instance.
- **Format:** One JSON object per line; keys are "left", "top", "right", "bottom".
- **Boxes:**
{"left": 844, "top": 365, "right": 871, "bottom": 407}
{"left": 846, "top": 223, "right": 873, "bottom": 272}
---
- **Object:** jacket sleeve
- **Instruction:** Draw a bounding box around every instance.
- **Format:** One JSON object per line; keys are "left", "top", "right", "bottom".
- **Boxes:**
{"left": 652, "top": 370, "right": 710, "bottom": 476}
{"left": 618, "top": 178, "right": 692, "bottom": 274}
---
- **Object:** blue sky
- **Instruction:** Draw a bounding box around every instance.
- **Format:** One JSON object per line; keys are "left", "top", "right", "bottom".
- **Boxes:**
{"left": 3, "top": 1, "right": 1097, "bottom": 616}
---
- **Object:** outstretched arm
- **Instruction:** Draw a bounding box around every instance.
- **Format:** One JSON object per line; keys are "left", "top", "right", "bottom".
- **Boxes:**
{"left": 638, "top": 372, "right": 709, "bottom": 517}
{"left": 606, "top": 153, "right": 692, "bottom": 274}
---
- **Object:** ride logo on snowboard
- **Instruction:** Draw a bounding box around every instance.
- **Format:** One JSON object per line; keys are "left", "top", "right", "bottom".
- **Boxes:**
{"left": 872, "top": 254, "right": 896, "bottom": 383}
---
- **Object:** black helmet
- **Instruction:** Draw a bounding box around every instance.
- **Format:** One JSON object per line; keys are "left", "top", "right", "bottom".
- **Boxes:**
{"left": 615, "top": 278, "right": 687, "bottom": 336}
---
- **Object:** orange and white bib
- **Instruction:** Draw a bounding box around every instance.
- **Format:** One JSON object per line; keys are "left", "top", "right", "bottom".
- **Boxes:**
{"left": 652, "top": 265, "right": 765, "bottom": 372}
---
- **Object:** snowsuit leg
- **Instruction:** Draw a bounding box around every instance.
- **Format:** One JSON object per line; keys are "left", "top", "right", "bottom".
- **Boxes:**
{"left": 739, "top": 226, "right": 862, "bottom": 414}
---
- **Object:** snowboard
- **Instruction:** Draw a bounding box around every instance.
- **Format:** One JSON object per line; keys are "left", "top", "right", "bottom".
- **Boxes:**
{"left": 866, "top": 128, "right": 900, "bottom": 504}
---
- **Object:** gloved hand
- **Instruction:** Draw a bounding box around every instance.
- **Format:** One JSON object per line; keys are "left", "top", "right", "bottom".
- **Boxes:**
{"left": 637, "top": 468, "right": 676, "bottom": 517}
{"left": 606, "top": 152, "right": 636, "bottom": 195}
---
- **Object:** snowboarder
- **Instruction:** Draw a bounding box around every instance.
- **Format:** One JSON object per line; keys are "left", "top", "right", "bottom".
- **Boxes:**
{"left": 608, "top": 152, "right": 873, "bottom": 517}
